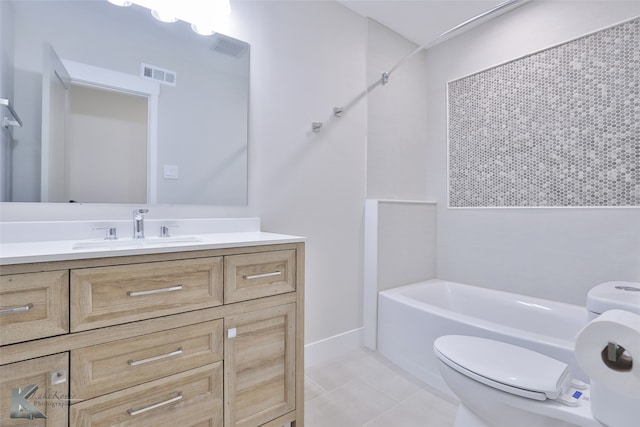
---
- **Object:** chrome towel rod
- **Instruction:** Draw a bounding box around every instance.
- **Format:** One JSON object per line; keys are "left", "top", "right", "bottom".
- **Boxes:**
{"left": 311, "top": 0, "right": 530, "bottom": 133}
{"left": 1, "top": 98, "right": 23, "bottom": 128}
{"left": 383, "top": 0, "right": 530, "bottom": 84}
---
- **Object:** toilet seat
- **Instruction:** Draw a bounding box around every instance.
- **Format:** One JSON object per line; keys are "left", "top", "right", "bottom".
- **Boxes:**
{"left": 433, "top": 335, "right": 573, "bottom": 401}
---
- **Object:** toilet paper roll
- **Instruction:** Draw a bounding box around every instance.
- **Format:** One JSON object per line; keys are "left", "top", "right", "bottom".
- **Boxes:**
{"left": 575, "top": 309, "right": 640, "bottom": 397}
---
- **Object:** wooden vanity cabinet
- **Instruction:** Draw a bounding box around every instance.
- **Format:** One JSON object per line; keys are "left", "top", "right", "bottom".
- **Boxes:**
{"left": 0, "top": 270, "right": 69, "bottom": 345}
{"left": 0, "top": 242, "right": 305, "bottom": 427}
{"left": 70, "top": 257, "right": 224, "bottom": 332}
{"left": 224, "top": 250, "right": 296, "bottom": 304}
{"left": 224, "top": 303, "right": 296, "bottom": 427}
{"left": 0, "top": 353, "right": 69, "bottom": 426}
{"left": 71, "top": 319, "right": 224, "bottom": 400}
{"left": 70, "top": 362, "right": 224, "bottom": 427}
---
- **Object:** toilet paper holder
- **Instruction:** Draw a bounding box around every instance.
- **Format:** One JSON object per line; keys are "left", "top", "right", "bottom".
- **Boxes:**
{"left": 602, "top": 342, "right": 633, "bottom": 372}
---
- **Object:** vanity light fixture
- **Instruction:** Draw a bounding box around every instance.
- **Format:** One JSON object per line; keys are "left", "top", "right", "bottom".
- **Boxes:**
{"left": 151, "top": 9, "right": 178, "bottom": 23}
{"left": 191, "top": 23, "right": 215, "bottom": 36}
{"left": 106, "top": 0, "right": 231, "bottom": 36}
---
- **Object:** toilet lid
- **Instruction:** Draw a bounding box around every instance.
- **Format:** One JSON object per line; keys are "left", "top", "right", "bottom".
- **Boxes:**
{"left": 434, "top": 335, "right": 572, "bottom": 401}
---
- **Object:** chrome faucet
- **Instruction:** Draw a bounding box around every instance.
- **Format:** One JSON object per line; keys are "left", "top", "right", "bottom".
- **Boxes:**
{"left": 133, "top": 209, "right": 149, "bottom": 239}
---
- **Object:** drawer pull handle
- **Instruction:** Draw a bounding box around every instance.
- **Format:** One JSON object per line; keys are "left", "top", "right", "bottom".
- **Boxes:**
{"left": 127, "top": 393, "right": 183, "bottom": 416}
{"left": 243, "top": 271, "right": 281, "bottom": 280}
{"left": 0, "top": 303, "right": 33, "bottom": 315}
{"left": 127, "top": 285, "right": 183, "bottom": 297}
{"left": 128, "top": 348, "right": 183, "bottom": 366}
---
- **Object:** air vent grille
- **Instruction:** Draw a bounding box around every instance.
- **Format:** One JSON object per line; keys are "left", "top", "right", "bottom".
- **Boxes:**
{"left": 141, "top": 63, "right": 176, "bottom": 86}
{"left": 210, "top": 34, "right": 248, "bottom": 57}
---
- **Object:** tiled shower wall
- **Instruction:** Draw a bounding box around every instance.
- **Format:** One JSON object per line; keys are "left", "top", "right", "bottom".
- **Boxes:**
{"left": 448, "top": 17, "right": 639, "bottom": 207}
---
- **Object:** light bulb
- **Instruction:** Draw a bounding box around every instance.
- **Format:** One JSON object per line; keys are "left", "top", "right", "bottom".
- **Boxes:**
{"left": 151, "top": 9, "right": 177, "bottom": 23}
{"left": 191, "top": 23, "right": 215, "bottom": 36}
{"left": 109, "top": 0, "right": 231, "bottom": 34}
{"left": 107, "top": 0, "right": 133, "bottom": 6}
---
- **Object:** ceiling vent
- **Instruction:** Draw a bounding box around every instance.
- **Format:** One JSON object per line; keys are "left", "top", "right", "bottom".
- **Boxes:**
{"left": 141, "top": 63, "right": 176, "bottom": 86}
{"left": 210, "top": 34, "right": 247, "bottom": 57}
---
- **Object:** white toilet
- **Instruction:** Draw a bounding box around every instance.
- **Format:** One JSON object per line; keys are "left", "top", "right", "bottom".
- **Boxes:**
{"left": 433, "top": 281, "right": 640, "bottom": 427}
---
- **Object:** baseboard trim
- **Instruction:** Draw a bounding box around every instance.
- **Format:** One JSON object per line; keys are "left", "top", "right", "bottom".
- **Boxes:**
{"left": 304, "top": 327, "right": 364, "bottom": 368}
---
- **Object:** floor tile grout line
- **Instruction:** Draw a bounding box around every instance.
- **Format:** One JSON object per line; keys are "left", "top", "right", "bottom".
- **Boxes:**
{"left": 304, "top": 347, "right": 459, "bottom": 427}
{"left": 362, "top": 385, "right": 458, "bottom": 427}
{"left": 358, "top": 361, "right": 430, "bottom": 404}
{"left": 359, "top": 375, "right": 417, "bottom": 404}
{"left": 361, "top": 397, "right": 406, "bottom": 427}
{"left": 303, "top": 376, "right": 331, "bottom": 404}
{"left": 304, "top": 375, "right": 363, "bottom": 404}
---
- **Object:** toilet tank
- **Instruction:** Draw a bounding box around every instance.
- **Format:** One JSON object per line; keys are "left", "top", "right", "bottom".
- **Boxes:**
{"left": 586, "top": 281, "right": 640, "bottom": 320}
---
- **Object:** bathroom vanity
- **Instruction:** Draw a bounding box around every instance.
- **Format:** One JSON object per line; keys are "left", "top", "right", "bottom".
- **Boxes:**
{"left": 0, "top": 222, "right": 304, "bottom": 427}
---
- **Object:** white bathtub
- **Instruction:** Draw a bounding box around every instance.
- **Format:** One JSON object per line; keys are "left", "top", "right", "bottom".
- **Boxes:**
{"left": 377, "top": 279, "right": 589, "bottom": 396}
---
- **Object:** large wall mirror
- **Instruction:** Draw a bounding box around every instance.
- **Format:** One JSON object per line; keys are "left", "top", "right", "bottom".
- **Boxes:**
{"left": 3, "top": 0, "right": 249, "bottom": 205}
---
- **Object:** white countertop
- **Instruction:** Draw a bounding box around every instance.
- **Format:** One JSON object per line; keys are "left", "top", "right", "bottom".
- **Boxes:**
{"left": 0, "top": 218, "right": 304, "bottom": 265}
{"left": 0, "top": 231, "right": 305, "bottom": 265}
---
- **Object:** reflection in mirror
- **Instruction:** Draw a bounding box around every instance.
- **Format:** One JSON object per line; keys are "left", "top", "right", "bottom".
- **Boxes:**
{"left": 3, "top": 0, "right": 249, "bottom": 205}
{"left": 66, "top": 84, "right": 149, "bottom": 204}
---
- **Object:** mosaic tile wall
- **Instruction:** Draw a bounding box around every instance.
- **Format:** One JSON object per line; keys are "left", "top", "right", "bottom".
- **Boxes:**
{"left": 448, "top": 18, "right": 639, "bottom": 207}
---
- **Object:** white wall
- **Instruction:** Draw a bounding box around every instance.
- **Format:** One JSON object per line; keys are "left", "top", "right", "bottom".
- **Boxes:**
{"left": 363, "top": 200, "right": 436, "bottom": 349}
{"left": 426, "top": 0, "right": 640, "bottom": 305}
{"left": 233, "top": 1, "right": 368, "bottom": 345}
{"left": 367, "top": 20, "right": 428, "bottom": 200}
{"left": 360, "top": 20, "right": 433, "bottom": 352}
{"left": 0, "top": 1, "right": 368, "bottom": 348}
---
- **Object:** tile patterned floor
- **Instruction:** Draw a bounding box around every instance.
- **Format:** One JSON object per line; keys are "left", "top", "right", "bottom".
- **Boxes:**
{"left": 305, "top": 347, "right": 458, "bottom": 426}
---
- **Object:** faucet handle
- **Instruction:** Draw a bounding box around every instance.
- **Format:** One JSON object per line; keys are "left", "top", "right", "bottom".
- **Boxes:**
{"left": 94, "top": 227, "right": 118, "bottom": 240}
{"left": 160, "top": 225, "right": 179, "bottom": 238}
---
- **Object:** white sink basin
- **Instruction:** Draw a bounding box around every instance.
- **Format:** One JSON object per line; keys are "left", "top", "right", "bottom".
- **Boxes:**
{"left": 72, "top": 236, "right": 203, "bottom": 250}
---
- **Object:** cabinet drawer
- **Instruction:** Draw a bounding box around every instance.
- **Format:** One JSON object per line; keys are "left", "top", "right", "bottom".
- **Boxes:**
{"left": 224, "top": 250, "right": 296, "bottom": 303}
{"left": 70, "top": 362, "right": 223, "bottom": 427}
{"left": 72, "top": 320, "right": 223, "bottom": 400}
{"left": 0, "top": 353, "right": 69, "bottom": 426}
{"left": 0, "top": 271, "right": 69, "bottom": 345}
{"left": 70, "top": 257, "right": 223, "bottom": 331}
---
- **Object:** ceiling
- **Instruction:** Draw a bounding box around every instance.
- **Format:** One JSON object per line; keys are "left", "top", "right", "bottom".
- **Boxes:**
{"left": 338, "top": 0, "right": 507, "bottom": 46}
